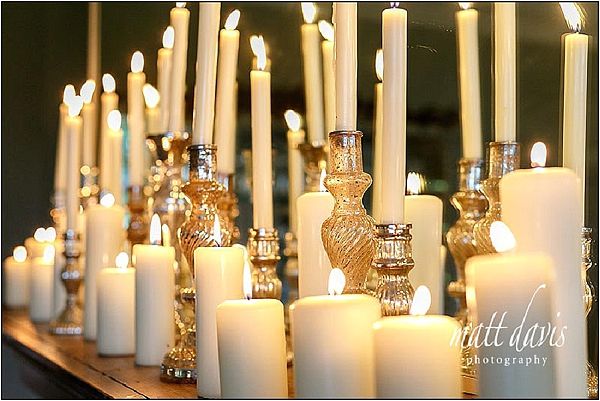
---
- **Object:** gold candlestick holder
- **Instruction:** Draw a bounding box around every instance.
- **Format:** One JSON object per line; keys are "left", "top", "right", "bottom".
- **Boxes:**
{"left": 373, "top": 224, "right": 415, "bottom": 316}
{"left": 127, "top": 185, "right": 148, "bottom": 247}
{"left": 49, "top": 229, "right": 83, "bottom": 335}
{"left": 217, "top": 173, "right": 240, "bottom": 242}
{"left": 299, "top": 142, "right": 328, "bottom": 191}
{"left": 321, "top": 130, "right": 375, "bottom": 294}
{"left": 446, "top": 158, "right": 487, "bottom": 379}
{"left": 247, "top": 227, "right": 282, "bottom": 299}
{"left": 473, "top": 141, "right": 520, "bottom": 255}
{"left": 581, "top": 227, "right": 598, "bottom": 399}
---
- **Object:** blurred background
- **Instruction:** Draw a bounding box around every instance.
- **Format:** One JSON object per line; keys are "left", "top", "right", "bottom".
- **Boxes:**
{"left": 1, "top": 1, "right": 598, "bottom": 371}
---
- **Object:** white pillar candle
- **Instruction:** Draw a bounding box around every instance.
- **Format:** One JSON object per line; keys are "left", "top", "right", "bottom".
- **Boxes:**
{"left": 25, "top": 230, "right": 49, "bottom": 259}
{"left": 333, "top": 2, "right": 357, "bottom": 131}
{"left": 80, "top": 79, "right": 97, "bottom": 168}
{"left": 192, "top": 2, "right": 220, "bottom": 144}
{"left": 100, "top": 74, "right": 119, "bottom": 190}
{"left": 290, "top": 269, "right": 381, "bottom": 397}
{"left": 456, "top": 3, "right": 482, "bottom": 159}
{"left": 97, "top": 253, "right": 135, "bottom": 356}
{"left": 318, "top": 20, "right": 335, "bottom": 136}
{"left": 465, "top": 226, "right": 556, "bottom": 398}
{"left": 3, "top": 246, "right": 30, "bottom": 308}
{"left": 215, "top": 10, "right": 240, "bottom": 175}
{"left": 493, "top": 2, "right": 516, "bottom": 142}
{"left": 83, "top": 193, "right": 125, "bottom": 340}
{"left": 29, "top": 247, "right": 55, "bottom": 323}
{"left": 132, "top": 214, "right": 175, "bottom": 366}
{"left": 127, "top": 51, "right": 146, "bottom": 187}
{"left": 500, "top": 145, "right": 586, "bottom": 397}
{"left": 143, "top": 84, "right": 161, "bottom": 135}
{"left": 195, "top": 246, "right": 245, "bottom": 398}
{"left": 297, "top": 191, "right": 335, "bottom": 297}
{"left": 284, "top": 110, "right": 305, "bottom": 234}
{"left": 374, "top": 286, "right": 462, "bottom": 398}
{"left": 250, "top": 36, "right": 273, "bottom": 228}
{"left": 65, "top": 96, "right": 84, "bottom": 232}
{"left": 158, "top": 26, "right": 174, "bottom": 133}
{"left": 169, "top": 3, "right": 190, "bottom": 133}
{"left": 560, "top": 3, "right": 588, "bottom": 223}
{"left": 372, "top": 49, "right": 383, "bottom": 222}
{"left": 55, "top": 85, "right": 75, "bottom": 195}
{"left": 106, "top": 110, "right": 123, "bottom": 205}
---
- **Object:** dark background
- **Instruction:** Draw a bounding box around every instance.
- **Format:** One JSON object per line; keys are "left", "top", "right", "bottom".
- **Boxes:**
{"left": 2, "top": 1, "right": 598, "bottom": 372}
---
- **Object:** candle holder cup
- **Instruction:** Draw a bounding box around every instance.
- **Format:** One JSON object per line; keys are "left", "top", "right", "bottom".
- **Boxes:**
{"left": 581, "top": 227, "right": 598, "bottom": 399}
{"left": 49, "top": 230, "right": 83, "bottom": 335}
{"left": 321, "top": 130, "right": 375, "bottom": 294}
{"left": 247, "top": 227, "right": 282, "bottom": 299}
{"left": 473, "top": 141, "right": 520, "bottom": 255}
{"left": 127, "top": 185, "right": 148, "bottom": 246}
{"left": 299, "top": 142, "right": 328, "bottom": 191}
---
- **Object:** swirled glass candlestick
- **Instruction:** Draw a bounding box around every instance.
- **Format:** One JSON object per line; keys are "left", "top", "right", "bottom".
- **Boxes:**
{"left": 248, "top": 227, "right": 282, "bottom": 299}
{"left": 373, "top": 224, "right": 414, "bottom": 316}
{"left": 49, "top": 229, "right": 83, "bottom": 335}
{"left": 217, "top": 173, "right": 240, "bottom": 242}
{"left": 321, "top": 130, "right": 375, "bottom": 294}
{"left": 473, "top": 141, "right": 519, "bottom": 254}
{"left": 299, "top": 142, "right": 328, "bottom": 191}
{"left": 127, "top": 185, "right": 148, "bottom": 246}
{"left": 582, "top": 227, "right": 598, "bottom": 399}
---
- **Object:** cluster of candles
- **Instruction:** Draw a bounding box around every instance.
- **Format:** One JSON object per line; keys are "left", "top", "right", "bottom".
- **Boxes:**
{"left": 2, "top": 1, "right": 594, "bottom": 399}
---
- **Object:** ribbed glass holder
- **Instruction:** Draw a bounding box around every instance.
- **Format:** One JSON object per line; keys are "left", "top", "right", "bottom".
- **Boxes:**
{"left": 299, "top": 142, "right": 328, "bottom": 192}
{"left": 217, "top": 173, "right": 240, "bottom": 242}
{"left": 127, "top": 185, "right": 148, "bottom": 246}
{"left": 321, "top": 130, "right": 375, "bottom": 294}
{"left": 247, "top": 227, "right": 282, "bottom": 299}
{"left": 582, "top": 228, "right": 598, "bottom": 399}
{"left": 473, "top": 141, "right": 520, "bottom": 255}
{"left": 49, "top": 230, "right": 83, "bottom": 336}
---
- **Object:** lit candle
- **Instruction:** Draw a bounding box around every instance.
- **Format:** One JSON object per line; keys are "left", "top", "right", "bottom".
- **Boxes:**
{"left": 465, "top": 222, "right": 556, "bottom": 398}
{"left": 192, "top": 2, "right": 220, "bottom": 144}
{"left": 83, "top": 193, "right": 126, "bottom": 341}
{"left": 143, "top": 83, "right": 161, "bottom": 134}
{"left": 127, "top": 51, "right": 146, "bottom": 187}
{"left": 3, "top": 246, "right": 30, "bottom": 309}
{"left": 318, "top": 20, "right": 335, "bottom": 135}
{"left": 25, "top": 228, "right": 50, "bottom": 259}
{"left": 380, "top": 4, "right": 407, "bottom": 224}
{"left": 132, "top": 214, "right": 175, "bottom": 366}
{"left": 493, "top": 2, "right": 516, "bottom": 142}
{"left": 284, "top": 110, "right": 305, "bottom": 234}
{"left": 29, "top": 246, "right": 55, "bottom": 323}
{"left": 99, "top": 74, "right": 119, "bottom": 190}
{"left": 55, "top": 85, "right": 75, "bottom": 197}
{"left": 372, "top": 49, "right": 383, "bottom": 222}
{"left": 373, "top": 286, "right": 462, "bottom": 398}
{"left": 405, "top": 173, "right": 444, "bottom": 314}
{"left": 456, "top": 3, "right": 482, "bottom": 159}
{"left": 97, "top": 252, "right": 135, "bottom": 356}
{"left": 169, "top": 2, "right": 190, "bottom": 133}
{"left": 500, "top": 143, "right": 586, "bottom": 397}
{"left": 106, "top": 110, "right": 123, "bottom": 204}
{"left": 216, "top": 269, "right": 288, "bottom": 398}
{"left": 333, "top": 2, "right": 357, "bottom": 131}
{"left": 290, "top": 269, "right": 381, "bottom": 397}
{"left": 65, "top": 96, "right": 84, "bottom": 231}
{"left": 250, "top": 35, "right": 273, "bottom": 228}
{"left": 157, "top": 26, "right": 174, "bottom": 133}
{"left": 560, "top": 3, "right": 588, "bottom": 223}
{"left": 80, "top": 79, "right": 97, "bottom": 169}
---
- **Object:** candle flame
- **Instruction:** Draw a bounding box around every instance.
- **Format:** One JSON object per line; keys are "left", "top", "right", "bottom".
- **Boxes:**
{"left": 390, "top": 2, "right": 400, "bottom": 8}
{"left": 34, "top": 228, "right": 46, "bottom": 242}
{"left": 301, "top": 2, "right": 317, "bottom": 24}
{"left": 410, "top": 285, "right": 432, "bottom": 315}
{"left": 161, "top": 224, "right": 171, "bottom": 247}
{"left": 176, "top": 2, "right": 186, "bottom": 8}
{"left": 67, "top": 95, "right": 84, "bottom": 117}
{"left": 102, "top": 73, "right": 116, "bottom": 93}
{"left": 459, "top": 2, "right": 472, "bottom": 10}
{"left": 375, "top": 49, "right": 384, "bottom": 81}
{"left": 250, "top": 35, "right": 267, "bottom": 71}
{"left": 225, "top": 9, "right": 240, "bottom": 30}
{"left": 100, "top": 193, "right": 116, "bottom": 208}
{"left": 63, "top": 84, "right": 76, "bottom": 104}
{"left": 284, "top": 109, "right": 302, "bottom": 132}
{"left": 80, "top": 79, "right": 96, "bottom": 104}
{"left": 45, "top": 227, "right": 57, "bottom": 242}
{"left": 42, "top": 245, "right": 55, "bottom": 263}
{"left": 490, "top": 221, "right": 516, "bottom": 253}
{"left": 406, "top": 172, "right": 426, "bottom": 195}
{"left": 328, "top": 268, "right": 346, "bottom": 296}
{"left": 116, "top": 252, "right": 129, "bottom": 269}
{"left": 13, "top": 246, "right": 27, "bottom": 262}
{"left": 319, "top": 168, "right": 327, "bottom": 191}
{"left": 213, "top": 214, "right": 222, "bottom": 246}
{"left": 107, "top": 110, "right": 122, "bottom": 131}
{"left": 162, "top": 26, "right": 175, "bottom": 49}
{"left": 143, "top": 84, "right": 160, "bottom": 109}
{"left": 131, "top": 51, "right": 144, "bottom": 73}
{"left": 560, "top": 3, "right": 583, "bottom": 33}
{"left": 243, "top": 251, "right": 253, "bottom": 299}
{"left": 149, "top": 214, "right": 162, "bottom": 245}
{"left": 318, "top": 20, "right": 334, "bottom": 41}
{"left": 530, "top": 142, "right": 547, "bottom": 168}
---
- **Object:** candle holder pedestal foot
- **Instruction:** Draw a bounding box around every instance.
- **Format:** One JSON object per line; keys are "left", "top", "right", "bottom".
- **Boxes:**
{"left": 581, "top": 227, "right": 598, "bottom": 399}
{"left": 127, "top": 185, "right": 148, "bottom": 247}
{"left": 299, "top": 142, "right": 328, "bottom": 191}
{"left": 247, "top": 227, "right": 282, "bottom": 299}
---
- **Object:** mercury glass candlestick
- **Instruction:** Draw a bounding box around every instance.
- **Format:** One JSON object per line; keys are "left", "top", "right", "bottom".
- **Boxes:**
{"left": 321, "top": 130, "right": 375, "bottom": 294}
{"left": 49, "top": 229, "right": 83, "bottom": 335}
{"left": 247, "top": 227, "right": 282, "bottom": 299}
{"left": 217, "top": 173, "right": 240, "bottom": 242}
{"left": 581, "top": 227, "right": 598, "bottom": 399}
{"left": 127, "top": 185, "right": 148, "bottom": 246}
{"left": 473, "top": 141, "right": 519, "bottom": 254}
{"left": 299, "top": 142, "right": 328, "bottom": 191}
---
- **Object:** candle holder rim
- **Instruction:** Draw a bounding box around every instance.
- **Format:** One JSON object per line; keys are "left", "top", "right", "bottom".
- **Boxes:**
{"left": 328, "top": 129, "right": 363, "bottom": 138}
{"left": 187, "top": 143, "right": 217, "bottom": 152}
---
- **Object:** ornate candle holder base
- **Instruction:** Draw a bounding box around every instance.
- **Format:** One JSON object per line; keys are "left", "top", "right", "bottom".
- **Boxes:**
{"left": 299, "top": 142, "right": 328, "bottom": 191}
{"left": 373, "top": 224, "right": 415, "bottom": 316}
{"left": 581, "top": 227, "right": 598, "bottom": 399}
{"left": 217, "top": 173, "right": 240, "bottom": 242}
{"left": 321, "top": 130, "right": 375, "bottom": 294}
{"left": 49, "top": 230, "right": 83, "bottom": 336}
{"left": 160, "top": 327, "right": 197, "bottom": 383}
{"left": 248, "top": 227, "right": 282, "bottom": 299}
{"left": 473, "top": 142, "right": 519, "bottom": 255}
{"left": 127, "top": 185, "right": 148, "bottom": 246}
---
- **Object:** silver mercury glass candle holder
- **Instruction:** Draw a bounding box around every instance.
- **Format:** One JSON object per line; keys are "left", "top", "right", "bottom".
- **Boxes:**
{"left": 247, "top": 227, "right": 282, "bottom": 299}
{"left": 581, "top": 227, "right": 598, "bottom": 399}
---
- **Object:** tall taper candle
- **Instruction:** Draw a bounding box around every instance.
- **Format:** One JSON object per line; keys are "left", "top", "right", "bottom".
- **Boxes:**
{"left": 127, "top": 51, "right": 146, "bottom": 187}
{"left": 333, "top": 2, "right": 357, "bottom": 131}
{"left": 169, "top": 3, "right": 190, "bottom": 133}
{"left": 158, "top": 26, "right": 174, "bottom": 133}
{"left": 319, "top": 20, "right": 335, "bottom": 135}
{"left": 55, "top": 85, "right": 75, "bottom": 195}
{"left": 493, "top": 2, "right": 516, "bottom": 142}
{"left": 143, "top": 84, "right": 161, "bottom": 135}
{"left": 100, "top": 74, "right": 118, "bottom": 189}
{"left": 80, "top": 79, "right": 97, "bottom": 168}
{"left": 372, "top": 49, "right": 383, "bottom": 222}
{"left": 284, "top": 110, "right": 305, "bottom": 234}
{"left": 65, "top": 96, "right": 84, "bottom": 231}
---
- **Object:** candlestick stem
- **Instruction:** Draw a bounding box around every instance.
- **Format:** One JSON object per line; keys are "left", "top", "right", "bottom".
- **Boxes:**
{"left": 581, "top": 227, "right": 598, "bottom": 399}
{"left": 298, "top": 142, "right": 328, "bottom": 192}
{"left": 247, "top": 227, "right": 282, "bottom": 299}
{"left": 127, "top": 185, "right": 148, "bottom": 246}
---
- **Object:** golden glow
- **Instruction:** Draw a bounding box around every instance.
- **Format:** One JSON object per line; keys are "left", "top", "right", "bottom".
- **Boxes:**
{"left": 80, "top": 79, "right": 96, "bottom": 104}
{"left": 80, "top": 165, "right": 91, "bottom": 176}
{"left": 67, "top": 95, "right": 84, "bottom": 117}
{"left": 318, "top": 20, "right": 334, "bottom": 41}
{"left": 319, "top": 168, "right": 327, "bottom": 192}
{"left": 459, "top": 2, "right": 472, "bottom": 10}
{"left": 375, "top": 49, "right": 384, "bottom": 81}
{"left": 143, "top": 84, "right": 160, "bottom": 109}
{"left": 162, "top": 26, "right": 175, "bottom": 49}
{"left": 81, "top": 186, "right": 91, "bottom": 197}
{"left": 149, "top": 214, "right": 162, "bottom": 245}
{"left": 530, "top": 142, "right": 547, "bottom": 168}
{"left": 410, "top": 285, "right": 432, "bottom": 315}
{"left": 100, "top": 193, "right": 116, "bottom": 208}
{"left": 490, "top": 221, "right": 517, "bottom": 253}
{"left": 284, "top": 109, "right": 302, "bottom": 132}
{"left": 63, "top": 84, "right": 76, "bottom": 104}
{"left": 301, "top": 2, "right": 317, "bottom": 24}
{"left": 250, "top": 35, "right": 267, "bottom": 71}
{"left": 102, "top": 73, "right": 116, "bottom": 93}
{"left": 176, "top": 2, "right": 186, "bottom": 8}
{"left": 560, "top": 2, "right": 583, "bottom": 33}
{"left": 131, "top": 51, "right": 144, "bottom": 73}
{"left": 45, "top": 227, "right": 57, "bottom": 242}
{"left": 225, "top": 9, "right": 241, "bottom": 30}
{"left": 107, "top": 110, "right": 122, "bottom": 131}
{"left": 328, "top": 268, "right": 346, "bottom": 296}
{"left": 42, "top": 245, "right": 55, "bottom": 263}
{"left": 115, "top": 252, "right": 129, "bottom": 270}
{"left": 13, "top": 246, "right": 27, "bottom": 263}
{"left": 34, "top": 228, "right": 46, "bottom": 242}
